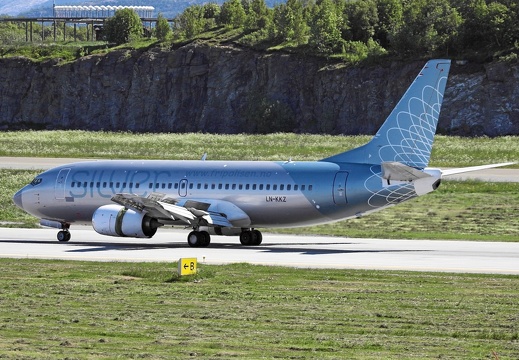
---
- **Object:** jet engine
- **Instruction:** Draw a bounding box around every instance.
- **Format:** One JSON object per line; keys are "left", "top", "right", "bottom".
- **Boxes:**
{"left": 92, "top": 204, "right": 160, "bottom": 238}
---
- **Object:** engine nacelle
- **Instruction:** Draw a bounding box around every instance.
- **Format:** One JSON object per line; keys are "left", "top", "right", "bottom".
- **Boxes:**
{"left": 92, "top": 204, "right": 158, "bottom": 238}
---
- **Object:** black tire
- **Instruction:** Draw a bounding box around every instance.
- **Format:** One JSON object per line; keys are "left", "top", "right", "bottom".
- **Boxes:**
{"left": 251, "top": 230, "right": 262, "bottom": 245}
{"left": 240, "top": 231, "right": 253, "bottom": 245}
{"left": 187, "top": 231, "right": 200, "bottom": 247}
{"left": 57, "top": 231, "right": 70, "bottom": 242}
{"left": 199, "top": 231, "right": 211, "bottom": 247}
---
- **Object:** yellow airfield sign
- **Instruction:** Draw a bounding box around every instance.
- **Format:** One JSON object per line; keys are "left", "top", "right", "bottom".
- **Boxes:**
{"left": 178, "top": 258, "right": 197, "bottom": 276}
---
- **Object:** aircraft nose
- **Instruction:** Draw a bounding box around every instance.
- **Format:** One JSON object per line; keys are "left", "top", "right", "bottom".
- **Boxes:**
{"left": 13, "top": 189, "right": 24, "bottom": 210}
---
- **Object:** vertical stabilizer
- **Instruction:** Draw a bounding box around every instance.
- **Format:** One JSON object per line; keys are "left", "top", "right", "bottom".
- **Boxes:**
{"left": 322, "top": 60, "right": 451, "bottom": 168}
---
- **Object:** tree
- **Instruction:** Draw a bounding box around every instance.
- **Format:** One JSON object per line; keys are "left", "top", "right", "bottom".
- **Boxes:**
{"left": 104, "top": 8, "right": 143, "bottom": 45}
{"left": 173, "top": 5, "right": 205, "bottom": 39}
{"left": 219, "top": 0, "right": 246, "bottom": 28}
{"left": 155, "top": 13, "right": 172, "bottom": 42}
{"left": 389, "top": 0, "right": 461, "bottom": 56}
{"left": 275, "top": 0, "right": 309, "bottom": 44}
{"left": 309, "top": 0, "right": 343, "bottom": 54}
{"left": 245, "top": 0, "right": 271, "bottom": 32}
{"left": 344, "top": 0, "right": 379, "bottom": 43}
{"left": 374, "top": 0, "right": 403, "bottom": 48}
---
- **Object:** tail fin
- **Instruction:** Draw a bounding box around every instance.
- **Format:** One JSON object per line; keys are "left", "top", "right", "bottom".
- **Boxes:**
{"left": 322, "top": 59, "right": 451, "bottom": 168}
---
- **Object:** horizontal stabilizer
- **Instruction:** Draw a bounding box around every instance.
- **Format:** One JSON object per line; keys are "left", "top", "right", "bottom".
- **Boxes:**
{"left": 381, "top": 162, "right": 431, "bottom": 181}
{"left": 441, "top": 162, "right": 516, "bottom": 177}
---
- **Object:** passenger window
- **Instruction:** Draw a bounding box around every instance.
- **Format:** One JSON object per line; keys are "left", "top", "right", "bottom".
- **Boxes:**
{"left": 189, "top": 183, "right": 194, "bottom": 189}
{"left": 212, "top": 184, "right": 216, "bottom": 189}
{"left": 246, "top": 184, "right": 250, "bottom": 190}
{"left": 309, "top": 185, "right": 313, "bottom": 191}
{"left": 218, "top": 184, "right": 223, "bottom": 190}
{"left": 204, "top": 183, "right": 208, "bottom": 189}
{"left": 273, "top": 184, "right": 277, "bottom": 190}
{"left": 148, "top": 183, "right": 153, "bottom": 189}
{"left": 136, "top": 183, "right": 140, "bottom": 189}
{"left": 301, "top": 185, "right": 305, "bottom": 191}
{"left": 225, "top": 184, "right": 229, "bottom": 190}
{"left": 238, "top": 184, "right": 243, "bottom": 190}
{"left": 197, "top": 183, "right": 201, "bottom": 189}
{"left": 280, "top": 184, "right": 284, "bottom": 190}
{"left": 294, "top": 185, "right": 298, "bottom": 191}
{"left": 287, "top": 184, "right": 291, "bottom": 190}
{"left": 266, "top": 184, "right": 270, "bottom": 190}
{"left": 259, "top": 184, "right": 264, "bottom": 190}
{"left": 252, "top": 184, "right": 257, "bottom": 190}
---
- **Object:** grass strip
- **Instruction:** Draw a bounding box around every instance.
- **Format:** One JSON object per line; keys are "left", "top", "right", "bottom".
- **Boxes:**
{"left": 0, "top": 259, "right": 518, "bottom": 359}
{"left": 0, "top": 131, "right": 517, "bottom": 167}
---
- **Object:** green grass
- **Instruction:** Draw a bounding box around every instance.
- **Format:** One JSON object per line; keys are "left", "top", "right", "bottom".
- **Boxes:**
{"left": 0, "top": 169, "right": 40, "bottom": 228}
{"left": 0, "top": 259, "right": 518, "bottom": 359}
{"left": 0, "top": 131, "right": 518, "bottom": 167}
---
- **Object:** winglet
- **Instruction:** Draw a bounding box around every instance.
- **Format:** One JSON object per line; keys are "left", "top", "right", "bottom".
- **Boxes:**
{"left": 321, "top": 60, "right": 451, "bottom": 168}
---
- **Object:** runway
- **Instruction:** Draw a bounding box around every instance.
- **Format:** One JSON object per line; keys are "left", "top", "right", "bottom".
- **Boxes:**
{"left": 1, "top": 227, "right": 519, "bottom": 275}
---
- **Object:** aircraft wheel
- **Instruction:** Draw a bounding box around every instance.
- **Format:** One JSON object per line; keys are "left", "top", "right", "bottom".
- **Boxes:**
{"left": 187, "top": 231, "right": 201, "bottom": 247}
{"left": 240, "top": 231, "right": 253, "bottom": 245}
{"left": 57, "top": 230, "right": 71, "bottom": 242}
{"left": 251, "top": 230, "right": 263, "bottom": 245}
{"left": 199, "top": 231, "right": 211, "bottom": 247}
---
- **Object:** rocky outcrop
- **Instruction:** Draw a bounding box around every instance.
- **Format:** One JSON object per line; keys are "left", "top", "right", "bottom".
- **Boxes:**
{"left": 1, "top": 43, "right": 518, "bottom": 136}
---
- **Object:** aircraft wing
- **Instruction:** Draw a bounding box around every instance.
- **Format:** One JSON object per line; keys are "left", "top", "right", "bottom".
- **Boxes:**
{"left": 111, "top": 193, "right": 247, "bottom": 228}
{"left": 440, "top": 162, "right": 516, "bottom": 177}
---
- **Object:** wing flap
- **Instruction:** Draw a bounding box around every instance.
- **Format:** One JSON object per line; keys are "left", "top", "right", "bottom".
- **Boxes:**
{"left": 111, "top": 193, "right": 250, "bottom": 228}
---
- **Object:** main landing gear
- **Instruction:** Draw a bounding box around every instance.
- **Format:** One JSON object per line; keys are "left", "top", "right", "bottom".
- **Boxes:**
{"left": 187, "top": 230, "right": 211, "bottom": 247}
{"left": 186, "top": 228, "right": 263, "bottom": 247}
{"left": 239, "top": 230, "right": 262, "bottom": 246}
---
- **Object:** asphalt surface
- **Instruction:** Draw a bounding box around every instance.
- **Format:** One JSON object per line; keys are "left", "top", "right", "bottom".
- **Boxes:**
{"left": 1, "top": 227, "right": 519, "bottom": 275}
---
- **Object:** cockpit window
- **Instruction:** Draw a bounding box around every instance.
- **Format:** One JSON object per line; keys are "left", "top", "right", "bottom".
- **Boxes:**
{"left": 30, "top": 177, "right": 43, "bottom": 186}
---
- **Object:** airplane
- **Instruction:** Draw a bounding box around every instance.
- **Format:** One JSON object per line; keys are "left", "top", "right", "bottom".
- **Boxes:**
{"left": 12, "top": 59, "right": 515, "bottom": 247}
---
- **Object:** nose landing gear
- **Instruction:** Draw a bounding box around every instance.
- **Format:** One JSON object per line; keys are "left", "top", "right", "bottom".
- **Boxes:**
{"left": 57, "top": 230, "right": 71, "bottom": 242}
{"left": 40, "top": 219, "right": 71, "bottom": 242}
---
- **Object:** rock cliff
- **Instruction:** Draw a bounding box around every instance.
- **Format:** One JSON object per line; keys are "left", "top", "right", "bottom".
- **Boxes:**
{"left": 1, "top": 43, "right": 518, "bottom": 136}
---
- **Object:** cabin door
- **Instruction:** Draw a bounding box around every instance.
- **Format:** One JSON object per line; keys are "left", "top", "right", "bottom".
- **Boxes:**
{"left": 55, "top": 168, "right": 70, "bottom": 200}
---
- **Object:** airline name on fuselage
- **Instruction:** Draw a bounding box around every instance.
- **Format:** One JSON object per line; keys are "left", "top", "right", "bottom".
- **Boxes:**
{"left": 64, "top": 168, "right": 289, "bottom": 199}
